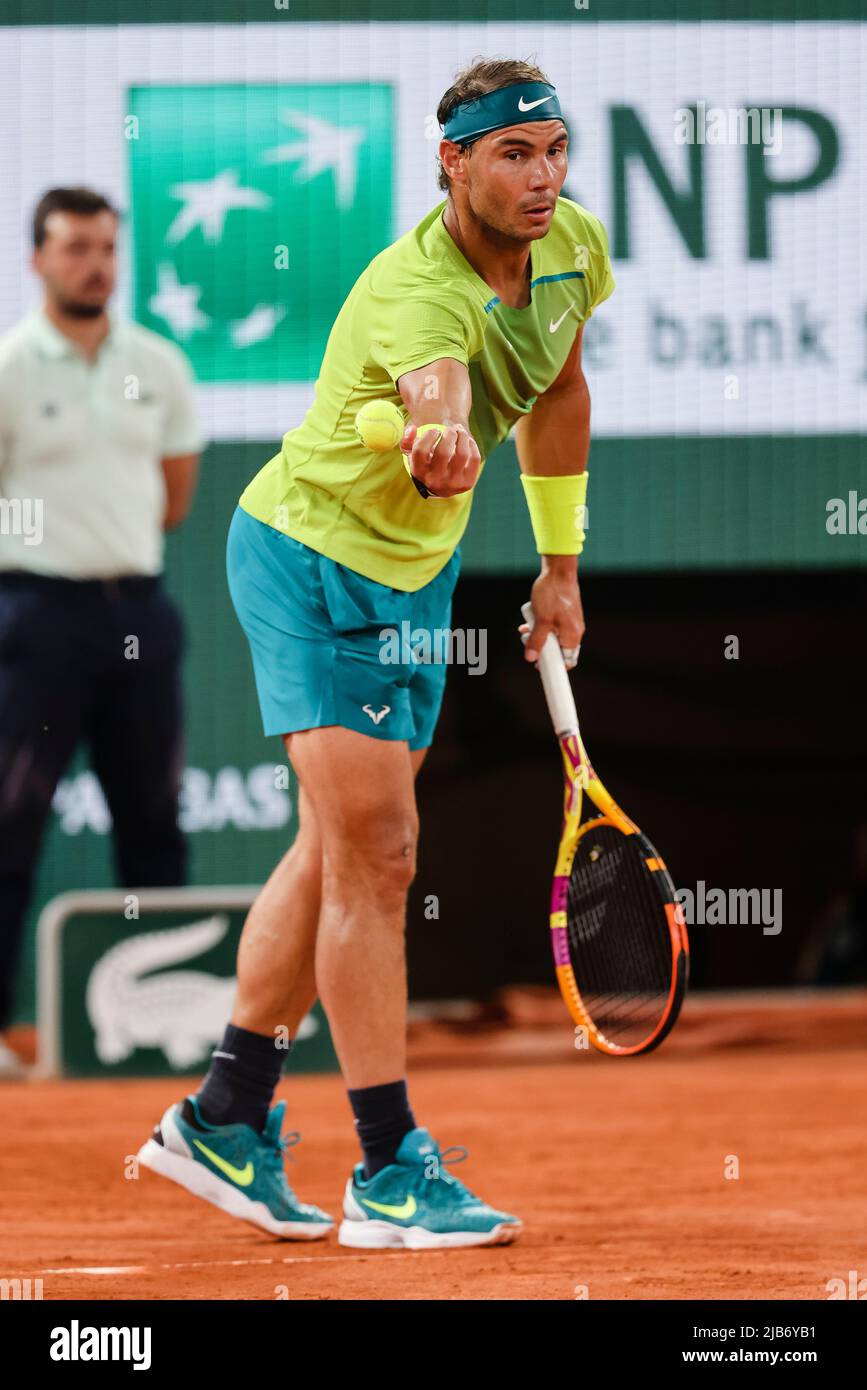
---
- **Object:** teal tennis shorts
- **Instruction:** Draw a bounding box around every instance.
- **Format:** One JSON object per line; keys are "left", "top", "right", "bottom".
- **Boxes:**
{"left": 226, "top": 505, "right": 461, "bottom": 751}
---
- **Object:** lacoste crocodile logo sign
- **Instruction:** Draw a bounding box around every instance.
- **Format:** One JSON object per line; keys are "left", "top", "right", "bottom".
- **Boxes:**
{"left": 85, "top": 916, "right": 318, "bottom": 1069}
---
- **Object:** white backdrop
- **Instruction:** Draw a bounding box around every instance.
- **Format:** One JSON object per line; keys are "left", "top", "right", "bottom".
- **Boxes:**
{"left": 1, "top": 20, "right": 864, "bottom": 439}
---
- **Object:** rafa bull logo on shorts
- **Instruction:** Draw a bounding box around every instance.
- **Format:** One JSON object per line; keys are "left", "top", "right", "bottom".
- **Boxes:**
{"left": 362, "top": 704, "right": 391, "bottom": 724}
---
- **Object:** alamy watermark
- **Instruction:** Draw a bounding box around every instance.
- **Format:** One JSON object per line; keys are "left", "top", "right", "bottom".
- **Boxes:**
{"left": 379, "top": 622, "right": 487, "bottom": 675}
{"left": 49, "top": 1321, "right": 152, "bottom": 1369}
{"left": 826, "top": 491, "right": 867, "bottom": 535}
{"left": 826, "top": 1269, "right": 866, "bottom": 1299}
{"left": 0, "top": 497, "right": 43, "bottom": 546}
{"left": 675, "top": 103, "right": 783, "bottom": 155}
{"left": 675, "top": 881, "right": 782, "bottom": 936}
{"left": 1, "top": 1277, "right": 43, "bottom": 1300}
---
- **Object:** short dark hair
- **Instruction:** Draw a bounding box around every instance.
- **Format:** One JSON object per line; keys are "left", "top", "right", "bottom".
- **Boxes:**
{"left": 436, "top": 56, "right": 552, "bottom": 194}
{"left": 32, "top": 187, "right": 118, "bottom": 248}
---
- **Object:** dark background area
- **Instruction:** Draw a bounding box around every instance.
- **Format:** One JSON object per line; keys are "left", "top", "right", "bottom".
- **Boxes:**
{"left": 408, "top": 568, "right": 867, "bottom": 997}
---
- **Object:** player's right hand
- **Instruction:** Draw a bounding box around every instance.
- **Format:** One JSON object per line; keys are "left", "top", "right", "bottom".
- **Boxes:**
{"left": 400, "top": 421, "right": 482, "bottom": 499}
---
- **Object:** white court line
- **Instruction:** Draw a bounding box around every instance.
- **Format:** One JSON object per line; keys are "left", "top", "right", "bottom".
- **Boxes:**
{"left": 38, "top": 1253, "right": 417, "bottom": 1275}
{"left": 40, "top": 1266, "right": 150, "bottom": 1276}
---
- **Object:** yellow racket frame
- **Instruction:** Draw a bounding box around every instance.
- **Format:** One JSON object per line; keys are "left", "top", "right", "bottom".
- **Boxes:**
{"left": 550, "top": 729, "right": 689, "bottom": 1055}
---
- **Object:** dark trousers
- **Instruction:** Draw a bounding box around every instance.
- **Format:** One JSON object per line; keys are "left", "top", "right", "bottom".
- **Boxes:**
{"left": 0, "top": 572, "right": 187, "bottom": 1029}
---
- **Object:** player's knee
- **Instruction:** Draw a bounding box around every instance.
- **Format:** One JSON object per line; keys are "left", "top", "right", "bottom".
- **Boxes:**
{"left": 326, "top": 814, "right": 419, "bottom": 899}
{"left": 360, "top": 826, "right": 419, "bottom": 893}
{"left": 381, "top": 832, "right": 419, "bottom": 894}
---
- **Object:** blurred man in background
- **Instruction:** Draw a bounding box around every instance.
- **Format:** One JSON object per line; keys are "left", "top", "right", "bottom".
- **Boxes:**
{"left": 0, "top": 186, "right": 204, "bottom": 1075}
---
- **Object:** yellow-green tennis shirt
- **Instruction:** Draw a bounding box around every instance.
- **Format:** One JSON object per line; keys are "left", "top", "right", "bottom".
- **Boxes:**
{"left": 240, "top": 196, "right": 615, "bottom": 592}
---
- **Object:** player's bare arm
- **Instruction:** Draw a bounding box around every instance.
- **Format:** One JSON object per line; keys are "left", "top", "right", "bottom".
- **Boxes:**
{"left": 396, "top": 356, "right": 482, "bottom": 499}
{"left": 515, "top": 323, "right": 589, "bottom": 665}
{"left": 161, "top": 452, "right": 200, "bottom": 530}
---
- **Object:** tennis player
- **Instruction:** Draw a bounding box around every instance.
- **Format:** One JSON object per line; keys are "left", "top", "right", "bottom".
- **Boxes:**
{"left": 139, "top": 58, "right": 615, "bottom": 1250}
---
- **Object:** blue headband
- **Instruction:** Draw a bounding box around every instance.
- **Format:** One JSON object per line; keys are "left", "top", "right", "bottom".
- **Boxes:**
{"left": 442, "top": 81, "right": 566, "bottom": 146}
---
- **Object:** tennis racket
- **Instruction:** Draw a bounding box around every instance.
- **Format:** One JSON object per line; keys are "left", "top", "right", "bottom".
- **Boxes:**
{"left": 522, "top": 602, "right": 689, "bottom": 1056}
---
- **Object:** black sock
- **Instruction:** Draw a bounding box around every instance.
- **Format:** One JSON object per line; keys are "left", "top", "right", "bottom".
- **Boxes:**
{"left": 196, "top": 1023, "right": 289, "bottom": 1133}
{"left": 347, "top": 1079, "right": 416, "bottom": 1179}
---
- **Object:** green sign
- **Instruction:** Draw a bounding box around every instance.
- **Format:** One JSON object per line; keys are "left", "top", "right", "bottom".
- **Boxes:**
{"left": 5, "top": 2, "right": 864, "bottom": 26}
{"left": 38, "top": 889, "right": 338, "bottom": 1078}
{"left": 128, "top": 83, "right": 394, "bottom": 381}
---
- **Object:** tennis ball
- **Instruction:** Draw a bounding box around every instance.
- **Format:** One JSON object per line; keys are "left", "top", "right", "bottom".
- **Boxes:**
{"left": 354, "top": 400, "right": 405, "bottom": 453}
{"left": 415, "top": 423, "right": 445, "bottom": 445}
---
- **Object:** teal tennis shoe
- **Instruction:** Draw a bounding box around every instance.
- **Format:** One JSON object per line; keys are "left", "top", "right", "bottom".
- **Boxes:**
{"left": 137, "top": 1096, "right": 333, "bottom": 1239}
{"left": 338, "top": 1127, "right": 522, "bottom": 1249}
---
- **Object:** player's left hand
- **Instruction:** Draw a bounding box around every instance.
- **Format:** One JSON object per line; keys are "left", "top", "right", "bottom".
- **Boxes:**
{"left": 520, "top": 567, "right": 585, "bottom": 669}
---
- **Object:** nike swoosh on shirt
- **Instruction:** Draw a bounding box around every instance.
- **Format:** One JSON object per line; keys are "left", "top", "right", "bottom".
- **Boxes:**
{"left": 193, "top": 1139, "right": 255, "bottom": 1187}
{"left": 360, "top": 1194, "right": 418, "bottom": 1220}
{"left": 518, "top": 94, "right": 556, "bottom": 112}
{"left": 549, "top": 306, "right": 574, "bottom": 334}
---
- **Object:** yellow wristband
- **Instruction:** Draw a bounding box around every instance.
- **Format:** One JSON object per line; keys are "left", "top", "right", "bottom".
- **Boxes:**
{"left": 520, "top": 471, "right": 589, "bottom": 555}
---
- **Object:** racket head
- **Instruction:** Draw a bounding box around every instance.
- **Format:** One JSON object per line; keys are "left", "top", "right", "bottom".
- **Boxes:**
{"left": 551, "top": 734, "right": 689, "bottom": 1056}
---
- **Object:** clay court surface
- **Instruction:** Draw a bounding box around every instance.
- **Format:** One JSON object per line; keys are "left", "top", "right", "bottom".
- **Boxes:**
{"left": 3, "top": 990, "right": 865, "bottom": 1301}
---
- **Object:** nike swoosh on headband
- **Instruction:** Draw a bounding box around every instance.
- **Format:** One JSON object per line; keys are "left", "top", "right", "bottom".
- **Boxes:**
{"left": 442, "top": 83, "right": 565, "bottom": 145}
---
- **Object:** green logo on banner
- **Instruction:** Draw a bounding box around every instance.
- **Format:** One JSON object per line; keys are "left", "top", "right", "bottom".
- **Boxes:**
{"left": 128, "top": 83, "right": 394, "bottom": 382}
{"left": 48, "top": 901, "right": 338, "bottom": 1077}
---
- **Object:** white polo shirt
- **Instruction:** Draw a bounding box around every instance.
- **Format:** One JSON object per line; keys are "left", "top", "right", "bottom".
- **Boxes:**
{"left": 0, "top": 309, "right": 204, "bottom": 579}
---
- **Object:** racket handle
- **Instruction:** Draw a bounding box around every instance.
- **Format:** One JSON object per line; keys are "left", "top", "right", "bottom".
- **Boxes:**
{"left": 521, "top": 601, "right": 579, "bottom": 737}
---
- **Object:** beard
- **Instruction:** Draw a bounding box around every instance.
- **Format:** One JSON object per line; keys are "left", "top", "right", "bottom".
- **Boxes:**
{"left": 55, "top": 292, "right": 109, "bottom": 319}
{"left": 466, "top": 194, "right": 535, "bottom": 249}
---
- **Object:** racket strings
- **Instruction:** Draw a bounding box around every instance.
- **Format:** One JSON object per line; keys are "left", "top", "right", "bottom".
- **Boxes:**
{"left": 566, "top": 824, "right": 673, "bottom": 1048}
